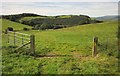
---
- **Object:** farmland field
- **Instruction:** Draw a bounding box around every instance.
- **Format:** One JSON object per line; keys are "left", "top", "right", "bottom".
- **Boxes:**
{"left": 1, "top": 19, "right": 119, "bottom": 74}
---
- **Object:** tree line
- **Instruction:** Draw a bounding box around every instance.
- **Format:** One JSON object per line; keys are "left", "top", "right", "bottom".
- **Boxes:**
{"left": 2, "top": 13, "right": 103, "bottom": 30}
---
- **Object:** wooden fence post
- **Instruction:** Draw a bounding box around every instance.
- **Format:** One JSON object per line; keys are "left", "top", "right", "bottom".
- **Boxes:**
{"left": 30, "top": 35, "right": 35, "bottom": 55}
{"left": 92, "top": 37, "right": 98, "bottom": 57}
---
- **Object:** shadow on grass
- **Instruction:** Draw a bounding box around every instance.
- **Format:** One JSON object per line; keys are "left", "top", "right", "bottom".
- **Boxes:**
{"left": 2, "top": 45, "right": 35, "bottom": 56}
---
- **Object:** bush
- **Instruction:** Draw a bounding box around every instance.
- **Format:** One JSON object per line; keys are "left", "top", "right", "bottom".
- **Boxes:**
{"left": 39, "top": 23, "right": 54, "bottom": 30}
{"left": 32, "top": 28, "right": 35, "bottom": 30}
{"left": 7, "top": 27, "right": 13, "bottom": 31}
{"left": 34, "top": 24, "right": 41, "bottom": 30}
{"left": 53, "top": 25, "right": 63, "bottom": 29}
{"left": 23, "top": 27, "right": 29, "bottom": 31}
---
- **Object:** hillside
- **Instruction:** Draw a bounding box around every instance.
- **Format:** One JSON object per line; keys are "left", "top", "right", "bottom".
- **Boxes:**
{"left": 2, "top": 19, "right": 118, "bottom": 74}
{"left": 2, "top": 13, "right": 102, "bottom": 30}
{"left": 1, "top": 19, "right": 32, "bottom": 31}
{"left": 95, "top": 15, "right": 118, "bottom": 21}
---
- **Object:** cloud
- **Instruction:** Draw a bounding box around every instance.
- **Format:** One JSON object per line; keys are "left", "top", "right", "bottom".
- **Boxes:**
{"left": 2, "top": 0, "right": 120, "bottom": 2}
{"left": 2, "top": 2, "right": 118, "bottom": 17}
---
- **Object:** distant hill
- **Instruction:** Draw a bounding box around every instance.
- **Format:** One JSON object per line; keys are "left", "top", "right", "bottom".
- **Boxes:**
{"left": 95, "top": 15, "right": 119, "bottom": 21}
{"left": 1, "top": 13, "right": 103, "bottom": 30}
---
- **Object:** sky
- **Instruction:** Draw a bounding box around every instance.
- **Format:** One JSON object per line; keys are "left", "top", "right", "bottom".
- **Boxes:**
{"left": 1, "top": 0, "right": 120, "bottom": 2}
{"left": 1, "top": 0, "right": 119, "bottom": 17}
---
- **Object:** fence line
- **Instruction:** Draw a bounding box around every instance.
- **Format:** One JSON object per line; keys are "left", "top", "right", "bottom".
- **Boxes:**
{"left": 5, "top": 30, "right": 117, "bottom": 57}
{"left": 6, "top": 30, "right": 35, "bottom": 55}
{"left": 92, "top": 37, "right": 98, "bottom": 57}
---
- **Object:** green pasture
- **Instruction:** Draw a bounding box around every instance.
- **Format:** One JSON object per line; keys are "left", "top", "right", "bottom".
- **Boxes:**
{"left": 1, "top": 19, "right": 119, "bottom": 74}
{"left": 1, "top": 19, "right": 32, "bottom": 31}
{"left": 20, "top": 16, "right": 46, "bottom": 21}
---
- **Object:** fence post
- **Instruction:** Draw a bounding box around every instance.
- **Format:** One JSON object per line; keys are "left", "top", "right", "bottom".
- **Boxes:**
{"left": 30, "top": 35, "right": 35, "bottom": 55}
{"left": 92, "top": 37, "right": 98, "bottom": 57}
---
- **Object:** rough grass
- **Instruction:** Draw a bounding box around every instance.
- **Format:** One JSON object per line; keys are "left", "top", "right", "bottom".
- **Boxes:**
{"left": 2, "top": 19, "right": 119, "bottom": 74}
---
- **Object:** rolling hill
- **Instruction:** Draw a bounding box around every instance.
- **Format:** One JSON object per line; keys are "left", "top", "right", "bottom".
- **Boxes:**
{"left": 1, "top": 15, "right": 118, "bottom": 74}
{"left": 1, "top": 19, "right": 32, "bottom": 31}
{"left": 0, "top": 12, "right": 119, "bottom": 75}
{"left": 95, "top": 15, "right": 118, "bottom": 21}
{"left": 2, "top": 13, "right": 102, "bottom": 30}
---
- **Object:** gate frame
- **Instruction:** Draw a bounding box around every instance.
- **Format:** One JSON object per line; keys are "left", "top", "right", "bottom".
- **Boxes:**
{"left": 6, "top": 30, "right": 35, "bottom": 55}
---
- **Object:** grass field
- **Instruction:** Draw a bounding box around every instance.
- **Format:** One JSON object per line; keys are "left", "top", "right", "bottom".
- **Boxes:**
{"left": 19, "top": 16, "right": 55, "bottom": 22}
{"left": 20, "top": 16, "right": 46, "bottom": 21}
{"left": 1, "top": 19, "right": 32, "bottom": 31}
{"left": 19, "top": 15, "right": 73, "bottom": 23}
{"left": 1, "top": 19, "right": 119, "bottom": 74}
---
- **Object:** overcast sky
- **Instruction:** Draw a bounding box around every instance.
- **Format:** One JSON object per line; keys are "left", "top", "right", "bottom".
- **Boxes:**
{"left": 1, "top": 0, "right": 120, "bottom": 2}
{"left": 1, "top": 0, "right": 119, "bottom": 17}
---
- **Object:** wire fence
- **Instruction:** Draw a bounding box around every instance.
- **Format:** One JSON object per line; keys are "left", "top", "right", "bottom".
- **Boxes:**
{"left": 4, "top": 30, "right": 118, "bottom": 57}
{"left": 98, "top": 37, "right": 118, "bottom": 51}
